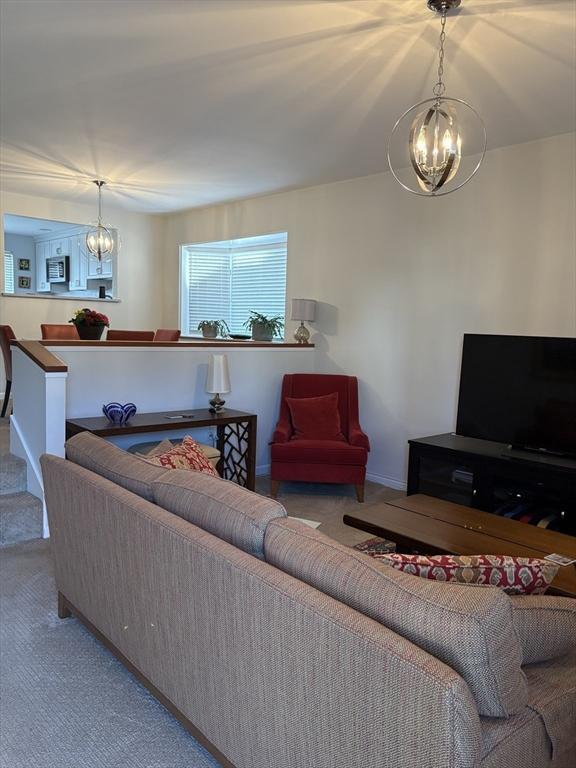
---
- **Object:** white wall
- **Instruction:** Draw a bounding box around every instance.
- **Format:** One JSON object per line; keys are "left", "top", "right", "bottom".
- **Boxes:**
{"left": 163, "top": 134, "right": 576, "bottom": 488}
{"left": 48, "top": 343, "right": 314, "bottom": 471}
{"left": 10, "top": 347, "right": 67, "bottom": 535}
{"left": 10, "top": 342, "right": 313, "bottom": 534}
{"left": 0, "top": 190, "right": 165, "bottom": 390}
{"left": 4, "top": 233, "right": 36, "bottom": 293}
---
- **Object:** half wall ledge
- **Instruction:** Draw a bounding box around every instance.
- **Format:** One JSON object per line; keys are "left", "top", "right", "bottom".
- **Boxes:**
{"left": 38, "top": 339, "right": 314, "bottom": 348}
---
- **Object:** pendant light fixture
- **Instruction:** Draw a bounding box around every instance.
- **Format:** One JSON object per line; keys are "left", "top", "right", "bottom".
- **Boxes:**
{"left": 387, "top": 0, "right": 486, "bottom": 196}
{"left": 86, "top": 180, "right": 115, "bottom": 261}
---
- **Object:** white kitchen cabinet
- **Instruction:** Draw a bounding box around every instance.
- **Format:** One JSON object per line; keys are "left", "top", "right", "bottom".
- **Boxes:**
{"left": 69, "top": 236, "right": 88, "bottom": 290}
{"left": 35, "top": 241, "right": 50, "bottom": 292}
{"left": 50, "top": 238, "right": 71, "bottom": 258}
{"left": 87, "top": 253, "right": 113, "bottom": 278}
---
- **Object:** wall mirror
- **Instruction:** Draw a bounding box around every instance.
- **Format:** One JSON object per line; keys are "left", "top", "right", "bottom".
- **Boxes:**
{"left": 2, "top": 214, "right": 117, "bottom": 301}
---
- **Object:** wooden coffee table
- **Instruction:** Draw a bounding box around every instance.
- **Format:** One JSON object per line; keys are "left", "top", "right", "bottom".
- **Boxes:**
{"left": 343, "top": 494, "right": 576, "bottom": 598}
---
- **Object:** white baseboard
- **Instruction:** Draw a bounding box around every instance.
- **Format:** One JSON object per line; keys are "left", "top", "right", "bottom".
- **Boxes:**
{"left": 257, "top": 463, "right": 406, "bottom": 492}
{"left": 366, "top": 472, "right": 407, "bottom": 491}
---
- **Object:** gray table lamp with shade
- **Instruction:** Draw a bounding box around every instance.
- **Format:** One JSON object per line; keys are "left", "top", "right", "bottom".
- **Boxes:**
{"left": 291, "top": 299, "right": 316, "bottom": 344}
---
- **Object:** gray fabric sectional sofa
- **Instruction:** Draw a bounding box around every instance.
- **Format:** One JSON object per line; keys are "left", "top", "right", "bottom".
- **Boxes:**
{"left": 41, "top": 432, "right": 576, "bottom": 768}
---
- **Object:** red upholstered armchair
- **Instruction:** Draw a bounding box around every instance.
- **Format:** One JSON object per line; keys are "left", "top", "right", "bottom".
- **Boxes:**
{"left": 270, "top": 374, "right": 370, "bottom": 502}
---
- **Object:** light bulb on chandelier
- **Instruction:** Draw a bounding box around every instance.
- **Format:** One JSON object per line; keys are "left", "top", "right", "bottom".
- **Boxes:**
{"left": 387, "top": 0, "right": 486, "bottom": 196}
{"left": 86, "top": 180, "right": 116, "bottom": 262}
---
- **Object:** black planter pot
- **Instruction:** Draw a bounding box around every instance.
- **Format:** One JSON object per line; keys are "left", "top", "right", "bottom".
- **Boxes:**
{"left": 76, "top": 324, "right": 105, "bottom": 340}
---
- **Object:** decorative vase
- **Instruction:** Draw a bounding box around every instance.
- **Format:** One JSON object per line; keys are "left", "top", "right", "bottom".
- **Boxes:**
{"left": 102, "top": 402, "right": 137, "bottom": 425}
{"left": 251, "top": 322, "right": 273, "bottom": 342}
{"left": 76, "top": 324, "right": 105, "bottom": 340}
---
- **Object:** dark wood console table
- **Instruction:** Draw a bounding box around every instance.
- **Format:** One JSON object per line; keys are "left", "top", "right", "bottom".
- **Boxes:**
{"left": 344, "top": 494, "right": 576, "bottom": 598}
{"left": 66, "top": 409, "right": 257, "bottom": 490}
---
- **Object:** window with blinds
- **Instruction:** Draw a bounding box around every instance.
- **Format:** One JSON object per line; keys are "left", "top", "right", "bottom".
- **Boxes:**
{"left": 181, "top": 232, "right": 287, "bottom": 336}
{"left": 3, "top": 252, "right": 15, "bottom": 294}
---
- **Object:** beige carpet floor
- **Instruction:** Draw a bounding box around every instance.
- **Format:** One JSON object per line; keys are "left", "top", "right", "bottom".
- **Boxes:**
{"left": 0, "top": 415, "right": 9, "bottom": 452}
{"left": 255, "top": 475, "right": 403, "bottom": 547}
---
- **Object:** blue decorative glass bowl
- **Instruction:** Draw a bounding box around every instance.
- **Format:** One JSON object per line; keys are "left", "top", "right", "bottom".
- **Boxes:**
{"left": 102, "top": 402, "right": 137, "bottom": 426}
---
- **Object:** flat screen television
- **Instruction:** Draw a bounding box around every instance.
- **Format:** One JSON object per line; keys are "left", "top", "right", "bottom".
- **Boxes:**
{"left": 456, "top": 335, "right": 576, "bottom": 457}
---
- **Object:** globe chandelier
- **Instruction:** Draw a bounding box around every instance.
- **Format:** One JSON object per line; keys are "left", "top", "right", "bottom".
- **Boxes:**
{"left": 86, "top": 180, "right": 115, "bottom": 261}
{"left": 387, "top": 0, "right": 486, "bottom": 196}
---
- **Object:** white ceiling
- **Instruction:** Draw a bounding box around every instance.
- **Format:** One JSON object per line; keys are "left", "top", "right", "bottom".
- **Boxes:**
{"left": 3, "top": 214, "right": 81, "bottom": 237}
{"left": 0, "top": 0, "right": 574, "bottom": 213}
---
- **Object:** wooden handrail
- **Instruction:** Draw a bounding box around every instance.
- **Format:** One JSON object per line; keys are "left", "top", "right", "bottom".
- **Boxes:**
{"left": 11, "top": 340, "right": 68, "bottom": 372}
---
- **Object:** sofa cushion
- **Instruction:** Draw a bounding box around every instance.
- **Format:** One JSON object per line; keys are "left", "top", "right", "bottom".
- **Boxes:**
{"left": 511, "top": 595, "right": 576, "bottom": 664}
{"left": 375, "top": 553, "right": 559, "bottom": 595}
{"left": 271, "top": 439, "right": 367, "bottom": 465}
{"left": 152, "top": 471, "right": 287, "bottom": 559}
{"left": 286, "top": 392, "right": 345, "bottom": 441}
{"left": 480, "top": 652, "right": 576, "bottom": 768}
{"left": 264, "top": 517, "right": 527, "bottom": 718}
{"left": 65, "top": 431, "right": 169, "bottom": 502}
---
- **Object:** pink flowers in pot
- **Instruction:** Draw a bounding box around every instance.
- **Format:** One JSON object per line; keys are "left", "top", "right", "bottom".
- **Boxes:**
{"left": 69, "top": 308, "right": 110, "bottom": 327}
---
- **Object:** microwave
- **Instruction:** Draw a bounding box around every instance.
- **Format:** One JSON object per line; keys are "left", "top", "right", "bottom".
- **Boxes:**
{"left": 46, "top": 256, "right": 69, "bottom": 283}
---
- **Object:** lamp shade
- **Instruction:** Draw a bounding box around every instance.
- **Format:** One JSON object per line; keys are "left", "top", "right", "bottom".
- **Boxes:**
{"left": 290, "top": 299, "right": 316, "bottom": 322}
{"left": 206, "top": 354, "right": 231, "bottom": 394}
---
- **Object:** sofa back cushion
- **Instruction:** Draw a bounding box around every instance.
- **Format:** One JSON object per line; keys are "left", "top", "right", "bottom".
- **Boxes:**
{"left": 152, "top": 471, "right": 287, "bottom": 559}
{"left": 511, "top": 594, "right": 576, "bottom": 664}
{"left": 264, "top": 518, "right": 528, "bottom": 718}
{"left": 65, "top": 432, "right": 169, "bottom": 501}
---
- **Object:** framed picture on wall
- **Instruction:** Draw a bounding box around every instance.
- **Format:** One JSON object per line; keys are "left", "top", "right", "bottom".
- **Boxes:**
{"left": 18, "top": 258, "right": 31, "bottom": 271}
{"left": 18, "top": 276, "right": 31, "bottom": 289}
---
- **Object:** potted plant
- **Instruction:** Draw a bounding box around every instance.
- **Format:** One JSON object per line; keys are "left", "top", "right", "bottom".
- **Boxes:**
{"left": 197, "top": 320, "right": 230, "bottom": 339}
{"left": 243, "top": 311, "right": 284, "bottom": 342}
{"left": 69, "top": 308, "right": 110, "bottom": 340}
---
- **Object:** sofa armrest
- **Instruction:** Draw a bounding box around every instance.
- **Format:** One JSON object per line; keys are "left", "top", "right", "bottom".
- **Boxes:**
{"left": 272, "top": 420, "right": 292, "bottom": 444}
{"left": 511, "top": 594, "right": 576, "bottom": 665}
{"left": 349, "top": 425, "right": 370, "bottom": 451}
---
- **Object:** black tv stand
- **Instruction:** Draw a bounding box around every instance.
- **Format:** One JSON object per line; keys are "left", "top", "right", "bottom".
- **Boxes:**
{"left": 501, "top": 445, "right": 574, "bottom": 464}
{"left": 407, "top": 433, "right": 576, "bottom": 536}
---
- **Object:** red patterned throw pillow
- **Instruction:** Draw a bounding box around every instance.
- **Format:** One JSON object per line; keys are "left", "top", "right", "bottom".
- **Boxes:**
{"left": 373, "top": 553, "right": 559, "bottom": 595}
{"left": 142, "top": 436, "right": 218, "bottom": 476}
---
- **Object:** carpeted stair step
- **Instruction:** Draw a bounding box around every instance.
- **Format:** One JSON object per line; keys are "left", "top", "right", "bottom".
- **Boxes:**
{"left": 0, "top": 491, "right": 43, "bottom": 546}
{"left": 0, "top": 453, "right": 27, "bottom": 495}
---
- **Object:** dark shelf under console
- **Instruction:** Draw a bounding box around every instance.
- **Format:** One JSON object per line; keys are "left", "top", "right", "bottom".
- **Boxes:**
{"left": 407, "top": 434, "right": 576, "bottom": 537}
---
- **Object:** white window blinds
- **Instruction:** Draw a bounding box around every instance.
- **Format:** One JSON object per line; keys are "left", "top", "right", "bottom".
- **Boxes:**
{"left": 183, "top": 248, "right": 230, "bottom": 334}
{"left": 181, "top": 233, "right": 287, "bottom": 336}
{"left": 3, "top": 252, "right": 14, "bottom": 294}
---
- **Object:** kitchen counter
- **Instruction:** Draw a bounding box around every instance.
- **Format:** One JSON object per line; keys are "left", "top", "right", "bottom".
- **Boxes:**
{"left": 1, "top": 293, "right": 120, "bottom": 302}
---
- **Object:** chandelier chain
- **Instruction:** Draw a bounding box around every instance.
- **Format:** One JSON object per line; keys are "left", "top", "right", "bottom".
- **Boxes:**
{"left": 432, "top": 9, "right": 448, "bottom": 98}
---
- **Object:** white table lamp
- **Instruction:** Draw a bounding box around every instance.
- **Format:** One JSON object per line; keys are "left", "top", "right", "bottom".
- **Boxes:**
{"left": 206, "top": 354, "right": 231, "bottom": 413}
{"left": 290, "top": 299, "right": 316, "bottom": 344}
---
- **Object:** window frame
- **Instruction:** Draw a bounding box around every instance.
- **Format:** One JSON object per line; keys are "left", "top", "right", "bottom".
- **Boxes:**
{"left": 179, "top": 231, "right": 288, "bottom": 338}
